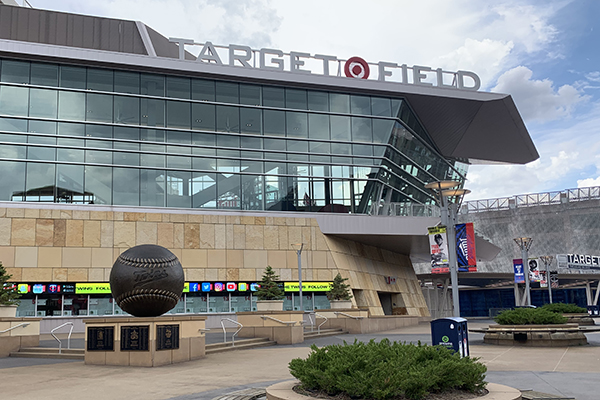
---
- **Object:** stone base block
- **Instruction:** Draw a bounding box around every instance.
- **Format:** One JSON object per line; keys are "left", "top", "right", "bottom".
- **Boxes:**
{"left": 83, "top": 315, "right": 206, "bottom": 367}
{"left": 0, "top": 317, "right": 41, "bottom": 357}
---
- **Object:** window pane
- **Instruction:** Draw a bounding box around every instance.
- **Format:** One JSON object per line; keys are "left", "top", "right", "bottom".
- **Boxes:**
{"left": 0, "top": 86, "right": 28, "bottom": 116}
{"left": 373, "top": 119, "right": 394, "bottom": 144}
{"left": 56, "top": 164, "right": 84, "bottom": 202}
{"left": 114, "top": 71, "right": 140, "bottom": 94}
{"left": 29, "top": 89, "right": 58, "bottom": 118}
{"left": 113, "top": 167, "right": 139, "bottom": 206}
{"left": 308, "top": 114, "right": 329, "bottom": 140}
{"left": 31, "top": 63, "right": 58, "bottom": 87}
{"left": 0, "top": 144, "right": 25, "bottom": 159}
{"left": 240, "top": 108, "right": 261, "bottom": 134}
{"left": 60, "top": 66, "right": 86, "bottom": 89}
{"left": 86, "top": 93, "right": 113, "bottom": 122}
{"left": 286, "top": 112, "right": 307, "bottom": 138}
{"left": 166, "top": 76, "right": 190, "bottom": 99}
{"left": 216, "top": 106, "right": 239, "bottom": 133}
{"left": 0, "top": 117, "right": 27, "bottom": 132}
{"left": 350, "top": 95, "right": 371, "bottom": 115}
{"left": 87, "top": 69, "right": 113, "bottom": 91}
{"left": 166, "top": 171, "right": 191, "bottom": 208}
{"left": 166, "top": 101, "right": 191, "bottom": 128}
{"left": 192, "top": 103, "right": 215, "bottom": 131}
{"left": 114, "top": 96, "right": 140, "bottom": 125}
{"left": 141, "top": 73, "right": 164, "bottom": 96}
{"left": 352, "top": 117, "right": 372, "bottom": 142}
{"left": 141, "top": 98, "right": 165, "bottom": 127}
{"left": 240, "top": 84, "right": 261, "bottom": 105}
{"left": 192, "top": 172, "right": 216, "bottom": 208}
{"left": 264, "top": 110, "right": 285, "bottom": 137}
{"left": 0, "top": 161, "right": 25, "bottom": 201}
{"left": 216, "top": 81, "right": 239, "bottom": 104}
{"left": 192, "top": 79, "right": 215, "bottom": 101}
{"left": 285, "top": 88, "right": 307, "bottom": 109}
{"left": 140, "top": 169, "right": 165, "bottom": 206}
{"left": 26, "top": 162, "right": 55, "bottom": 195}
{"left": 85, "top": 166, "right": 112, "bottom": 204}
{"left": 1, "top": 60, "right": 30, "bottom": 84}
{"left": 371, "top": 97, "right": 392, "bottom": 117}
{"left": 263, "top": 87, "right": 284, "bottom": 107}
{"left": 58, "top": 92, "right": 85, "bottom": 120}
{"left": 331, "top": 115, "right": 351, "bottom": 141}
{"left": 29, "top": 120, "right": 56, "bottom": 134}
{"left": 308, "top": 91, "right": 329, "bottom": 111}
{"left": 57, "top": 142, "right": 84, "bottom": 162}
{"left": 330, "top": 93, "right": 350, "bottom": 113}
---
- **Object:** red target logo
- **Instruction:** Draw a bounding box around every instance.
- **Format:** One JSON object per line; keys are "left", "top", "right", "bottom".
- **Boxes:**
{"left": 344, "top": 56, "right": 370, "bottom": 79}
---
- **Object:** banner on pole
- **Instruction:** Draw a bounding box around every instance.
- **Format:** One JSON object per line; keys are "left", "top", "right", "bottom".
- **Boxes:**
{"left": 455, "top": 222, "right": 477, "bottom": 272}
{"left": 429, "top": 226, "right": 449, "bottom": 274}
{"left": 550, "top": 271, "right": 559, "bottom": 288}
{"left": 528, "top": 258, "right": 542, "bottom": 283}
{"left": 513, "top": 259, "right": 525, "bottom": 283}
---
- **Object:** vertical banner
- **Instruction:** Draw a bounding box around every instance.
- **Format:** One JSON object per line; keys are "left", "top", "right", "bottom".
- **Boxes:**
{"left": 428, "top": 226, "right": 449, "bottom": 274}
{"left": 528, "top": 258, "right": 541, "bottom": 282}
{"left": 455, "top": 222, "right": 477, "bottom": 272}
{"left": 550, "top": 271, "right": 559, "bottom": 288}
{"left": 513, "top": 259, "right": 525, "bottom": 283}
{"left": 540, "top": 271, "right": 548, "bottom": 288}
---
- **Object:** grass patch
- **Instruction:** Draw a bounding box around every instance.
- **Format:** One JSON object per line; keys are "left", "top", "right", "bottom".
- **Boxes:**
{"left": 289, "top": 339, "right": 487, "bottom": 400}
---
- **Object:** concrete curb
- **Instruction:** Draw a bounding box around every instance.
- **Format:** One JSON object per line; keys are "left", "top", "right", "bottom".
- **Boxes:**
{"left": 266, "top": 380, "right": 522, "bottom": 400}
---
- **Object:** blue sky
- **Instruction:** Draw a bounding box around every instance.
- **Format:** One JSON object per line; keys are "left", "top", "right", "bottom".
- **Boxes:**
{"left": 25, "top": 0, "right": 600, "bottom": 200}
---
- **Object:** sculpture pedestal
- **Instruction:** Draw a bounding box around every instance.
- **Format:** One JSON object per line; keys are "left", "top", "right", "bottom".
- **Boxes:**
{"left": 83, "top": 315, "right": 206, "bottom": 367}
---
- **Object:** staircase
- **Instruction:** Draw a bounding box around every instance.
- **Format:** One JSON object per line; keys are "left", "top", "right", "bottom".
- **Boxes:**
{"left": 10, "top": 347, "right": 84, "bottom": 360}
{"left": 303, "top": 328, "right": 347, "bottom": 339}
{"left": 206, "top": 337, "right": 276, "bottom": 354}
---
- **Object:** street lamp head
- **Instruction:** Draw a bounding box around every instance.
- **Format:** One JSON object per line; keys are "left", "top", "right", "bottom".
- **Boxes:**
{"left": 441, "top": 189, "right": 471, "bottom": 197}
{"left": 539, "top": 255, "right": 554, "bottom": 266}
{"left": 291, "top": 243, "right": 304, "bottom": 253}
{"left": 513, "top": 237, "right": 533, "bottom": 251}
{"left": 424, "top": 180, "right": 461, "bottom": 191}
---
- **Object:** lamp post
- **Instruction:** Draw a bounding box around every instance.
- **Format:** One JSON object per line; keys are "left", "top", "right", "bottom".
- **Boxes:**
{"left": 514, "top": 237, "right": 533, "bottom": 306}
{"left": 539, "top": 255, "right": 554, "bottom": 304}
{"left": 425, "top": 181, "right": 470, "bottom": 318}
{"left": 292, "top": 243, "right": 304, "bottom": 311}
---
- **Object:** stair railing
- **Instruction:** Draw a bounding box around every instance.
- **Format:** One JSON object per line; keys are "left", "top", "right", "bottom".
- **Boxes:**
{"left": 333, "top": 312, "right": 364, "bottom": 320}
{"left": 260, "top": 315, "right": 297, "bottom": 325}
{"left": 314, "top": 313, "right": 328, "bottom": 334}
{"left": 50, "top": 322, "right": 74, "bottom": 354}
{"left": 0, "top": 322, "right": 30, "bottom": 333}
{"left": 220, "top": 318, "right": 242, "bottom": 347}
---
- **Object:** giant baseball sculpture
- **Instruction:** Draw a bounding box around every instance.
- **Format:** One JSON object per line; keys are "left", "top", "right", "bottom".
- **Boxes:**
{"left": 109, "top": 244, "right": 184, "bottom": 317}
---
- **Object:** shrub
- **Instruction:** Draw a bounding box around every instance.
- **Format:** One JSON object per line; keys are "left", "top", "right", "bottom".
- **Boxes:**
{"left": 289, "top": 339, "right": 487, "bottom": 400}
{"left": 326, "top": 273, "right": 352, "bottom": 301}
{"left": 255, "top": 266, "right": 284, "bottom": 301}
{"left": 494, "top": 307, "right": 567, "bottom": 325}
{"left": 541, "top": 303, "right": 586, "bottom": 314}
{"left": 0, "top": 262, "right": 20, "bottom": 306}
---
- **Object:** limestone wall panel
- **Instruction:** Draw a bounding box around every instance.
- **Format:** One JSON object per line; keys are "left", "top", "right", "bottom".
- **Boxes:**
{"left": 226, "top": 250, "right": 243, "bottom": 268}
{"left": 113, "top": 221, "right": 135, "bottom": 248}
{"left": 136, "top": 222, "right": 157, "bottom": 245}
{"left": 15, "top": 247, "right": 37, "bottom": 268}
{"left": 181, "top": 249, "right": 207, "bottom": 269}
{"left": 91, "top": 248, "right": 114, "bottom": 268}
{"left": 173, "top": 223, "right": 184, "bottom": 248}
{"left": 38, "top": 247, "right": 62, "bottom": 268}
{"left": 245, "top": 225, "right": 264, "bottom": 249}
{"left": 0, "top": 246, "right": 16, "bottom": 267}
{"left": 0, "top": 219, "right": 11, "bottom": 246}
{"left": 157, "top": 223, "right": 174, "bottom": 248}
{"left": 206, "top": 224, "right": 219, "bottom": 249}
{"left": 11, "top": 219, "right": 36, "bottom": 246}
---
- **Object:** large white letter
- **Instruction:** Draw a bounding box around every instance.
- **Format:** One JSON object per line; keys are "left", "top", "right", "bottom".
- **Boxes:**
{"left": 457, "top": 71, "right": 481, "bottom": 91}
{"left": 436, "top": 68, "right": 456, "bottom": 89}
{"left": 290, "top": 51, "right": 311, "bottom": 74}
{"left": 412, "top": 65, "right": 433, "bottom": 86}
{"left": 168, "top": 37, "right": 195, "bottom": 60}
{"left": 197, "top": 41, "right": 223, "bottom": 65}
{"left": 229, "top": 44, "right": 253, "bottom": 68}
{"left": 259, "top": 48, "right": 284, "bottom": 70}
{"left": 378, "top": 62, "right": 397, "bottom": 81}
{"left": 314, "top": 54, "right": 337, "bottom": 76}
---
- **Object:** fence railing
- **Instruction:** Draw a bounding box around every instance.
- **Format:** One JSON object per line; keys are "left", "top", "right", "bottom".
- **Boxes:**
{"left": 461, "top": 186, "right": 600, "bottom": 213}
{"left": 369, "top": 202, "right": 441, "bottom": 217}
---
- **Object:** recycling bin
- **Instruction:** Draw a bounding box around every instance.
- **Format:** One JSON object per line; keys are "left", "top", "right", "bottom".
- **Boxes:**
{"left": 431, "top": 317, "right": 469, "bottom": 357}
{"left": 587, "top": 305, "right": 599, "bottom": 316}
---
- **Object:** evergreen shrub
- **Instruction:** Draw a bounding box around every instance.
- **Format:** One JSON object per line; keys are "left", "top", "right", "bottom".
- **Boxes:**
{"left": 0, "top": 262, "right": 20, "bottom": 306}
{"left": 289, "top": 339, "right": 487, "bottom": 400}
{"left": 541, "top": 303, "right": 586, "bottom": 314}
{"left": 494, "top": 307, "right": 567, "bottom": 325}
{"left": 256, "top": 266, "right": 284, "bottom": 301}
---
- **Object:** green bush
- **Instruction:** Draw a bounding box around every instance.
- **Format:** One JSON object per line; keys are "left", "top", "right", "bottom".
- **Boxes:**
{"left": 541, "top": 303, "right": 586, "bottom": 314}
{"left": 494, "top": 307, "right": 568, "bottom": 325}
{"left": 289, "top": 339, "right": 487, "bottom": 400}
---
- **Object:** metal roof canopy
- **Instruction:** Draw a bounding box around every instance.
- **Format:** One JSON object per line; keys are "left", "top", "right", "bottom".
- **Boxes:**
{"left": 419, "top": 271, "right": 600, "bottom": 289}
{"left": 0, "top": 4, "right": 538, "bottom": 166}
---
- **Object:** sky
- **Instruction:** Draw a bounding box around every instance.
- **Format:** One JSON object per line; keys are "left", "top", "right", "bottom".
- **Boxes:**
{"left": 24, "top": 0, "right": 600, "bottom": 201}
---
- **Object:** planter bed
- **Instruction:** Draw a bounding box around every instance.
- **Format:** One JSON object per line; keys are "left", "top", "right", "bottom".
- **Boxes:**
{"left": 470, "top": 324, "right": 599, "bottom": 346}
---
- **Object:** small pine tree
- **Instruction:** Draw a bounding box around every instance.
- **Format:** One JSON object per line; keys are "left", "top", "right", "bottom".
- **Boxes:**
{"left": 327, "top": 273, "right": 352, "bottom": 301}
{"left": 256, "top": 266, "right": 284, "bottom": 301}
{"left": 0, "top": 262, "right": 20, "bottom": 306}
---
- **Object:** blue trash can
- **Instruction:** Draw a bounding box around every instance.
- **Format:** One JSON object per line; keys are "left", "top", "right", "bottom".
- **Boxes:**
{"left": 587, "top": 305, "right": 599, "bottom": 316}
{"left": 431, "top": 317, "right": 469, "bottom": 357}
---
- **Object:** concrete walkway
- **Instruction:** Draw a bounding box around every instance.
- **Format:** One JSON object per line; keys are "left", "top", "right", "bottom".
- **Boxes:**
{"left": 1, "top": 319, "right": 599, "bottom": 400}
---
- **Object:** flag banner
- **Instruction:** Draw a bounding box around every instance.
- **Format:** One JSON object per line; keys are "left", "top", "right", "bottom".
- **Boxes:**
{"left": 528, "top": 258, "right": 542, "bottom": 282}
{"left": 540, "top": 271, "right": 548, "bottom": 288}
{"left": 514, "top": 259, "right": 525, "bottom": 283}
{"left": 429, "top": 226, "right": 449, "bottom": 274}
{"left": 455, "top": 222, "right": 477, "bottom": 272}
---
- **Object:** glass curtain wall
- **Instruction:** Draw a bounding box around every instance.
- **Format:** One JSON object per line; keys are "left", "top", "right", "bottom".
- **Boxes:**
{"left": 0, "top": 58, "right": 466, "bottom": 213}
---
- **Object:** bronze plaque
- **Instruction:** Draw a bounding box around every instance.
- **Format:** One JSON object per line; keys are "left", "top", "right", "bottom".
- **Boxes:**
{"left": 87, "top": 327, "right": 114, "bottom": 351}
{"left": 121, "top": 325, "right": 149, "bottom": 351}
{"left": 156, "top": 324, "right": 180, "bottom": 350}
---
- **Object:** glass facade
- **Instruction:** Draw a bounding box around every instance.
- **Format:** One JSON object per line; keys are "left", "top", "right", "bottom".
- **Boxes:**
{"left": 0, "top": 58, "right": 466, "bottom": 213}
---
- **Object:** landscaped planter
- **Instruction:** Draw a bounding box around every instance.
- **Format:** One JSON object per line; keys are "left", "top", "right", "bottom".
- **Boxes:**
{"left": 266, "top": 380, "right": 522, "bottom": 400}
{"left": 256, "top": 300, "right": 284, "bottom": 311}
{"left": 0, "top": 305, "right": 17, "bottom": 318}
{"left": 328, "top": 300, "right": 352, "bottom": 309}
{"left": 474, "top": 324, "right": 589, "bottom": 346}
{"left": 563, "top": 313, "right": 595, "bottom": 326}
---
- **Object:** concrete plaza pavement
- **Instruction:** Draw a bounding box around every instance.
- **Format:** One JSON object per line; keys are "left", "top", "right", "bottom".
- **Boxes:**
{"left": 1, "top": 319, "right": 600, "bottom": 400}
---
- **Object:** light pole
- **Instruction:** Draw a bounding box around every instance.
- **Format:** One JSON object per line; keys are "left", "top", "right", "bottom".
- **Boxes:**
{"left": 425, "top": 181, "right": 470, "bottom": 318}
{"left": 292, "top": 243, "right": 304, "bottom": 311}
{"left": 514, "top": 237, "right": 533, "bottom": 306}
{"left": 539, "top": 255, "right": 554, "bottom": 304}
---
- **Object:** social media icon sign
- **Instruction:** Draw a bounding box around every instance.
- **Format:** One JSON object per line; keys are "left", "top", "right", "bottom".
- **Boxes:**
{"left": 214, "top": 282, "right": 224, "bottom": 292}
{"left": 201, "top": 282, "right": 212, "bottom": 292}
{"left": 250, "top": 283, "right": 260, "bottom": 292}
{"left": 238, "top": 283, "right": 247, "bottom": 291}
{"left": 226, "top": 282, "right": 237, "bottom": 291}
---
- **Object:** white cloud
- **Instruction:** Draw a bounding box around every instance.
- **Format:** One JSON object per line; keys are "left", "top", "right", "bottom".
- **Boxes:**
{"left": 492, "top": 66, "right": 587, "bottom": 123}
{"left": 577, "top": 177, "right": 600, "bottom": 188}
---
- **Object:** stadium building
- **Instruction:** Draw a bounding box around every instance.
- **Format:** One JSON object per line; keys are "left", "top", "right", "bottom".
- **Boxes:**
{"left": 0, "top": 1, "right": 538, "bottom": 319}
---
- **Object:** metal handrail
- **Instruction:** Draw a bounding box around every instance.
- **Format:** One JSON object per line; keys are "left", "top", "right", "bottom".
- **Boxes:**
{"left": 333, "top": 312, "right": 364, "bottom": 320}
{"left": 220, "top": 318, "right": 242, "bottom": 346}
{"left": 0, "top": 322, "right": 30, "bottom": 333}
{"left": 307, "top": 313, "right": 314, "bottom": 332}
{"left": 260, "top": 315, "right": 298, "bottom": 325}
{"left": 50, "top": 322, "right": 73, "bottom": 354}
{"left": 314, "top": 313, "right": 328, "bottom": 334}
